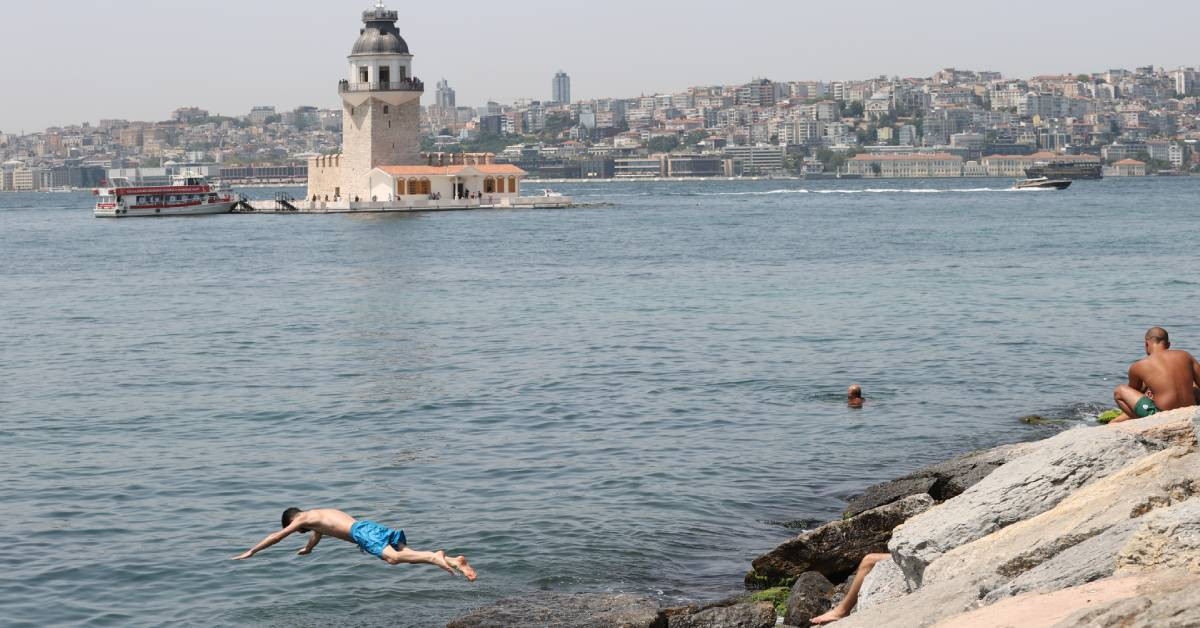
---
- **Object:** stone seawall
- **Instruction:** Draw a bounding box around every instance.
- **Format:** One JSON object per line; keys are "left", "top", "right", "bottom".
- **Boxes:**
{"left": 448, "top": 406, "right": 1200, "bottom": 627}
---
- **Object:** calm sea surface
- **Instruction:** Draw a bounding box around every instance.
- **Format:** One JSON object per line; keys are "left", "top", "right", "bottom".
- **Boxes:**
{"left": 3, "top": 177, "right": 1199, "bottom": 626}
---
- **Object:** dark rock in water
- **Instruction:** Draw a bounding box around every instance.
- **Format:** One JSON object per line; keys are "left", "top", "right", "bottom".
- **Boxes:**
{"left": 783, "top": 572, "right": 835, "bottom": 627}
{"left": 667, "top": 602, "right": 776, "bottom": 628}
{"left": 764, "top": 517, "right": 825, "bottom": 531}
{"left": 1020, "top": 415, "right": 1067, "bottom": 426}
{"left": 842, "top": 477, "right": 937, "bottom": 519}
{"left": 446, "top": 592, "right": 663, "bottom": 628}
{"left": 746, "top": 493, "right": 934, "bottom": 589}
{"left": 842, "top": 442, "right": 1031, "bottom": 517}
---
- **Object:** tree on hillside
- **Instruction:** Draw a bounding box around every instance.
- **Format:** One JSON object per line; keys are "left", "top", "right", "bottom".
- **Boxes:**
{"left": 647, "top": 136, "right": 680, "bottom": 153}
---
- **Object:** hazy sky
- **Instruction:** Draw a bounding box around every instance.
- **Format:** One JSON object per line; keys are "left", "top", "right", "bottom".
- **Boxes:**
{"left": 2, "top": 0, "right": 1198, "bottom": 131}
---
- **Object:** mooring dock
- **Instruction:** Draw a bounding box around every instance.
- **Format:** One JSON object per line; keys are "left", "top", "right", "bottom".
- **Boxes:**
{"left": 232, "top": 193, "right": 575, "bottom": 214}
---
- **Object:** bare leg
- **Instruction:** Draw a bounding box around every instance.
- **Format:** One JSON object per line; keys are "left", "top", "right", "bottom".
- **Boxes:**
{"left": 1111, "top": 385, "right": 1143, "bottom": 423}
{"left": 810, "top": 553, "right": 890, "bottom": 625}
{"left": 380, "top": 545, "right": 477, "bottom": 581}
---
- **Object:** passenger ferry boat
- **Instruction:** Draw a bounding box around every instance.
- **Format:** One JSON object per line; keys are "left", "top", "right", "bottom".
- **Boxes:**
{"left": 93, "top": 173, "right": 236, "bottom": 217}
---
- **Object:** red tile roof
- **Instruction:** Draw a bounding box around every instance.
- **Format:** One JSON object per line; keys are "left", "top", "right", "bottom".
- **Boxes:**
{"left": 849, "top": 153, "right": 961, "bottom": 161}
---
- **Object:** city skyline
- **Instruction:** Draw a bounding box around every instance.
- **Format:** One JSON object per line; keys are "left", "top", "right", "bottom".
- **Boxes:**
{"left": 3, "top": 0, "right": 1200, "bottom": 131}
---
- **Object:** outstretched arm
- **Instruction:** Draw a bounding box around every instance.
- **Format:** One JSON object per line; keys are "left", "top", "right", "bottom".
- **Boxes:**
{"left": 232, "top": 520, "right": 303, "bottom": 560}
{"left": 297, "top": 532, "right": 322, "bottom": 556}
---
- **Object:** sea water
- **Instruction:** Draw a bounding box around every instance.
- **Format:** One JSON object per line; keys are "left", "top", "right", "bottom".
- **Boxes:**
{"left": 2, "top": 177, "right": 1198, "bottom": 626}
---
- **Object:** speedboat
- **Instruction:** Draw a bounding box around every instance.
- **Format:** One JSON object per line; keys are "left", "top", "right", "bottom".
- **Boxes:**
{"left": 1013, "top": 177, "right": 1072, "bottom": 191}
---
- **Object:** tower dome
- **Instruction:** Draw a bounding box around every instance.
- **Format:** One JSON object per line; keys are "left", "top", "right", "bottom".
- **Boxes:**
{"left": 351, "top": 3, "right": 409, "bottom": 56}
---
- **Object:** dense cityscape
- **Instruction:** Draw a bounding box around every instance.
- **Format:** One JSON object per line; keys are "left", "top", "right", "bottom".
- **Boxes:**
{"left": 2, "top": 64, "right": 1199, "bottom": 190}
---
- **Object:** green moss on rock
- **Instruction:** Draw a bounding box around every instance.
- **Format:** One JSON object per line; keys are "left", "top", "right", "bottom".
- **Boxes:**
{"left": 749, "top": 587, "right": 791, "bottom": 615}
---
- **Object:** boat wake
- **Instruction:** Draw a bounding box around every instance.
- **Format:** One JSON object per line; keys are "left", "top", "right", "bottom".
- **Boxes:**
{"left": 661, "top": 187, "right": 1024, "bottom": 197}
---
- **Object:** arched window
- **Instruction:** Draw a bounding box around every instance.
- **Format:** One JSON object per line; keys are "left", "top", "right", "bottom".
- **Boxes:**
{"left": 496, "top": 177, "right": 506, "bottom": 193}
{"left": 407, "top": 179, "right": 419, "bottom": 195}
{"left": 483, "top": 177, "right": 495, "bottom": 194}
{"left": 418, "top": 178, "right": 431, "bottom": 195}
{"left": 396, "top": 178, "right": 406, "bottom": 196}
{"left": 508, "top": 177, "right": 518, "bottom": 194}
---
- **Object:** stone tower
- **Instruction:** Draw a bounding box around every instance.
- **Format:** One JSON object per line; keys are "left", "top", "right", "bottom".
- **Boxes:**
{"left": 338, "top": 2, "right": 423, "bottom": 197}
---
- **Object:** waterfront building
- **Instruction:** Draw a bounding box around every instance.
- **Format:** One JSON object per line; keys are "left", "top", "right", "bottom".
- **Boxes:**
{"left": 553, "top": 71, "right": 571, "bottom": 104}
{"left": 613, "top": 156, "right": 666, "bottom": 178}
{"left": 846, "top": 153, "right": 964, "bottom": 178}
{"left": 1109, "top": 158, "right": 1147, "bottom": 176}
{"left": 666, "top": 156, "right": 733, "bottom": 177}
{"left": 723, "top": 145, "right": 786, "bottom": 175}
{"left": 12, "top": 166, "right": 43, "bottom": 191}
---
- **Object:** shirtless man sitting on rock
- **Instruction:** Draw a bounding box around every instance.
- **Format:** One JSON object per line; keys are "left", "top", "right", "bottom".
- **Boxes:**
{"left": 1110, "top": 327, "right": 1200, "bottom": 424}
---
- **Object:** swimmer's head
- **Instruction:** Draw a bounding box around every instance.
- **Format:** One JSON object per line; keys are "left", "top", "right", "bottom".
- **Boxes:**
{"left": 282, "top": 507, "right": 309, "bottom": 533}
{"left": 847, "top": 385, "right": 863, "bottom": 399}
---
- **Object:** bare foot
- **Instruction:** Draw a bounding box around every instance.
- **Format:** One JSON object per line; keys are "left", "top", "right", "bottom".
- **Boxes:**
{"left": 450, "top": 555, "right": 477, "bottom": 582}
{"left": 810, "top": 608, "right": 849, "bottom": 625}
{"left": 431, "top": 550, "right": 457, "bottom": 577}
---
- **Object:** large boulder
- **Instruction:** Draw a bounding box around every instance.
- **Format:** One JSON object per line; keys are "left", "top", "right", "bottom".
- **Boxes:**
{"left": 889, "top": 426, "right": 1160, "bottom": 587}
{"left": 446, "top": 593, "right": 663, "bottom": 628}
{"left": 823, "top": 448, "right": 1200, "bottom": 628}
{"left": 923, "top": 447, "right": 1199, "bottom": 591}
{"left": 746, "top": 494, "right": 934, "bottom": 588}
{"left": 843, "top": 443, "right": 1031, "bottom": 517}
{"left": 667, "top": 602, "right": 775, "bottom": 628}
{"left": 855, "top": 558, "right": 909, "bottom": 611}
{"left": 782, "top": 572, "right": 835, "bottom": 626}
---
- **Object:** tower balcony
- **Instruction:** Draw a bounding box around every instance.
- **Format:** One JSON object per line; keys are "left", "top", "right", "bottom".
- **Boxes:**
{"left": 339, "top": 78, "right": 424, "bottom": 94}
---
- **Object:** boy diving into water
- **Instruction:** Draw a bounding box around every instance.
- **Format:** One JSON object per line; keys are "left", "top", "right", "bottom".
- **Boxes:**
{"left": 232, "top": 508, "right": 477, "bottom": 581}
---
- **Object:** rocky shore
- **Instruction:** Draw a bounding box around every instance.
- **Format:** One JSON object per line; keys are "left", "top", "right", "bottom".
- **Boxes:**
{"left": 449, "top": 406, "right": 1200, "bottom": 627}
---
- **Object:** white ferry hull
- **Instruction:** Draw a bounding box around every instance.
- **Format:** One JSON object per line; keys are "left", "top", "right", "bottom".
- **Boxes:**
{"left": 94, "top": 200, "right": 237, "bottom": 218}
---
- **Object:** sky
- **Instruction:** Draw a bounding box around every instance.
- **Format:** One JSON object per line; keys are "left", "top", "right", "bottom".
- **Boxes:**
{"left": 2, "top": 0, "right": 1199, "bottom": 131}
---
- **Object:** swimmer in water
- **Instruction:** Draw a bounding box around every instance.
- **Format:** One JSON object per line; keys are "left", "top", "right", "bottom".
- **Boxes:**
{"left": 847, "top": 385, "right": 864, "bottom": 408}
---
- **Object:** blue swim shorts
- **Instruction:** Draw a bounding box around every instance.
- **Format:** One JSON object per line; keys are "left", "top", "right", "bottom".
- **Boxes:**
{"left": 350, "top": 520, "right": 408, "bottom": 559}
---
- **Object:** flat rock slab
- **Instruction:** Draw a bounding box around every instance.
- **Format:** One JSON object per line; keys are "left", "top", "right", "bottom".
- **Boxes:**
{"left": 747, "top": 494, "right": 934, "bottom": 588}
{"left": 889, "top": 426, "right": 1159, "bottom": 587}
{"left": 1054, "top": 569, "right": 1200, "bottom": 628}
{"left": 1110, "top": 405, "right": 1199, "bottom": 448}
{"left": 667, "top": 602, "right": 776, "bottom": 628}
{"left": 930, "top": 573, "right": 1150, "bottom": 628}
{"left": 843, "top": 477, "right": 937, "bottom": 519}
{"left": 843, "top": 443, "right": 1033, "bottom": 518}
{"left": 447, "top": 593, "right": 663, "bottom": 628}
